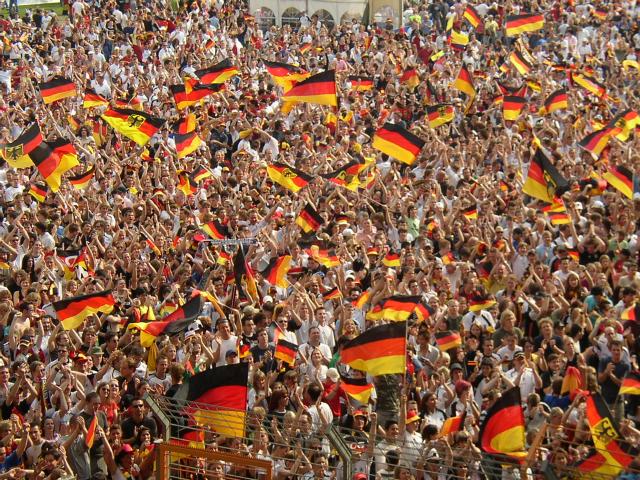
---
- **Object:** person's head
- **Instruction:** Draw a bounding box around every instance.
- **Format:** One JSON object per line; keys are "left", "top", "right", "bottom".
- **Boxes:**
{"left": 129, "top": 398, "right": 146, "bottom": 420}
{"left": 84, "top": 391, "right": 100, "bottom": 415}
{"left": 610, "top": 340, "right": 623, "bottom": 361}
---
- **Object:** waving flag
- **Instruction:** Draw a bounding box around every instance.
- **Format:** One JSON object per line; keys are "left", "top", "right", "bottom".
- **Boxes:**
{"left": 321, "top": 161, "right": 367, "bottom": 191}
{"left": 341, "top": 376, "right": 374, "bottom": 404}
{"left": 480, "top": 387, "right": 527, "bottom": 458}
{"left": 174, "top": 132, "right": 203, "bottom": 159}
{"left": 620, "top": 371, "right": 640, "bottom": 396}
{"left": 39, "top": 77, "right": 76, "bottom": 104}
{"left": 296, "top": 204, "right": 323, "bottom": 233}
{"left": 400, "top": 68, "right": 419, "bottom": 90}
{"left": 509, "top": 50, "right": 532, "bottom": 75}
{"left": 32, "top": 139, "right": 79, "bottom": 193}
{"left": 505, "top": 13, "right": 544, "bottom": 37}
{"left": 435, "top": 331, "right": 462, "bottom": 351}
{"left": 266, "top": 162, "right": 313, "bottom": 193}
{"left": 264, "top": 61, "right": 311, "bottom": 90}
{"left": 101, "top": 108, "right": 165, "bottom": 146}
{"left": 453, "top": 65, "right": 476, "bottom": 99}
{"left": 439, "top": 411, "right": 466, "bottom": 437}
{"left": 195, "top": 59, "right": 239, "bottom": 84}
{"left": 503, "top": 96, "right": 527, "bottom": 121}
{"left": 282, "top": 70, "right": 338, "bottom": 107}
{"left": 53, "top": 290, "right": 116, "bottom": 331}
{"left": 463, "top": 5, "right": 482, "bottom": 28}
{"left": 83, "top": 89, "right": 109, "bottom": 108}
{"left": 523, "top": 149, "right": 569, "bottom": 203}
{"left": 275, "top": 328, "right": 298, "bottom": 365}
{"left": 578, "top": 128, "right": 612, "bottom": 158}
{"left": 28, "top": 183, "right": 48, "bottom": 203}
{"left": 340, "top": 322, "right": 407, "bottom": 376}
{"left": 426, "top": 104, "right": 454, "bottom": 128}
{"left": 372, "top": 123, "right": 425, "bottom": 165}
{"left": 1, "top": 123, "right": 44, "bottom": 169}
{"left": 366, "top": 295, "right": 426, "bottom": 322}
{"left": 203, "top": 220, "right": 229, "bottom": 240}
{"left": 540, "top": 89, "right": 568, "bottom": 115}
{"left": 348, "top": 76, "right": 374, "bottom": 91}
{"left": 572, "top": 72, "right": 606, "bottom": 98}
{"left": 603, "top": 165, "right": 633, "bottom": 199}
{"left": 69, "top": 165, "right": 96, "bottom": 190}
{"left": 608, "top": 110, "right": 640, "bottom": 142}
{"left": 170, "top": 83, "right": 224, "bottom": 110}
{"left": 261, "top": 255, "right": 292, "bottom": 288}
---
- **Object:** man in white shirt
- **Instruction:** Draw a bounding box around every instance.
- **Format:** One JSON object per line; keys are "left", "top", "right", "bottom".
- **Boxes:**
{"left": 211, "top": 318, "right": 238, "bottom": 367}
{"left": 304, "top": 383, "right": 333, "bottom": 432}
{"left": 505, "top": 351, "right": 542, "bottom": 400}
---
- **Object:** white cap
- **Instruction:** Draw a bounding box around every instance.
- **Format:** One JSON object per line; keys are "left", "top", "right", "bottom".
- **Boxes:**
{"left": 184, "top": 330, "right": 196, "bottom": 340}
{"left": 345, "top": 270, "right": 356, "bottom": 280}
{"left": 327, "top": 368, "right": 340, "bottom": 382}
{"left": 343, "top": 228, "right": 355, "bottom": 237}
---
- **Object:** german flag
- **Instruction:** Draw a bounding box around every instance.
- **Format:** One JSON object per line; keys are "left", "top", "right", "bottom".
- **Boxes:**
{"left": 322, "top": 287, "right": 342, "bottom": 301}
{"left": 177, "top": 171, "right": 197, "bottom": 196}
{"left": 191, "top": 166, "right": 212, "bottom": 183}
{"left": 203, "top": 220, "right": 228, "bottom": 240}
{"left": 170, "top": 83, "right": 224, "bottom": 110}
{"left": 522, "top": 149, "right": 569, "bottom": 203}
{"left": 603, "top": 165, "right": 633, "bottom": 199}
{"left": 572, "top": 72, "right": 606, "bottom": 98}
{"left": 578, "top": 128, "right": 612, "bottom": 158}
{"left": 341, "top": 376, "right": 374, "bottom": 404}
{"left": 195, "top": 59, "right": 239, "bottom": 84}
{"left": 503, "top": 95, "right": 527, "bottom": 121}
{"left": 69, "top": 165, "right": 95, "bottom": 190}
{"left": 366, "top": 295, "right": 423, "bottom": 322}
{"left": 608, "top": 110, "right": 640, "bottom": 142}
{"left": 439, "top": 411, "right": 466, "bottom": 437}
{"left": 479, "top": 387, "right": 527, "bottom": 457}
{"left": 414, "top": 303, "right": 434, "bottom": 323}
{"left": 426, "top": 104, "right": 454, "bottom": 128}
{"left": 352, "top": 291, "right": 370, "bottom": 309}
{"left": 307, "top": 247, "right": 341, "bottom": 268}
{"left": 146, "top": 239, "right": 161, "bottom": 256}
{"left": 85, "top": 416, "right": 97, "bottom": 448}
{"left": 263, "top": 61, "right": 311, "bottom": 90}
{"left": 340, "top": 322, "right": 406, "bottom": 376}
{"left": 453, "top": 65, "right": 475, "bottom": 99}
{"left": 462, "top": 206, "right": 478, "bottom": 220}
{"left": 583, "top": 392, "right": 635, "bottom": 475}
{"left": 282, "top": 70, "right": 337, "bottom": 107}
{"left": 509, "top": 50, "right": 532, "bottom": 75}
{"left": 435, "top": 331, "right": 462, "bottom": 351}
{"left": 400, "top": 68, "right": 419, "bottom": 90}
{"left": 174, "top": 132, "right": 203, "bottom": 159}
{"left": 321, "top": 160, "right": 368, "bottom": 191}
{"left": 592, "top": 8, "right": 607, "bottom": 21}
{"left": 505, "top": 13, "right": 545, "bottom": 37}
{"left": 173, "top": 114, "right": 197, "bottom": 134}
{"left": 547, "top": 212, "right": 571, "bottom": 225}
{"left": 526, "top": 79, "right": 542, "bottom": 92}
{"left": 299, "top": 43, "right": 312, "bottom": 54}
{"left": 382, "top": 253, "right": 401, "bottom": 268}
{"left": 217, "top": 250, "right": 232, "bottom": 266}
{"left": 261, "top": 255, "right": 292, "bottom": 288}
{"left": 266, "top": 162, "right": 313, "bottom": 193}
{"left": 463, "top": 5, "right": 482, "bottom": 28}
{"left": 92, "top": 118, "right": 109, "bottom": 147}
{"left": 28, "top": 183, "right": 48, "bottom": 203}
{"left": 469, "top": 294, "right": 497, "bottom": 312}
{"left": 1, "top": 123, "right": 43, "bottom": 169}
{"left": 560, "top": 365, "right": 582, "bottom": 397}
{"left": 101, "top": 108, "right": 165, "bottom": 146}
{"left": 128, "top": 296, "right": 203, "bottom": 347}
{"left": 496, "top": 81, "right": 527, "bottom": 97}
{"left": 233, "top": 246, "right": 259, "bottom": 303}
{"left": 32, "top": 140, "right": 79, "bottom": 193}
{"left": 39, "top": 76, "right": 76, "bottom": 104}
{"left": 567, "top": 249, "right": 580, "bottom": 262}
{"left": 621, "top": 303, "right": 640, "bottom": 321}
{"left": 372, "top": 123, "right": 425, "bottom": 165}
{"left": 449, "top": 30, "right": 469, "bottom": 51}
{"left": 296, "top": 204, "right": 323, "bottom": 233}
{"left": 83, "top": 89, "right": 109, "bottom": 109}
{"left": 177, "top": 363, "right": 248, "bottom": 438}
{"left": 53, "top": 290, "right": 116, "bottom": 331}
{"left": 540, "top": 89, "right": 568, "bottom": 115}
{"left": 348, "top": 76, "right": 374, "bottom": 91}
{"left": 621, "top": 371, "right": 640, "bottom": 396}
{"left": 274, "top": 328, "right": 298, "bottom": 365}
{"left": 441, "top": 252, "right": 456, "bottom": 265}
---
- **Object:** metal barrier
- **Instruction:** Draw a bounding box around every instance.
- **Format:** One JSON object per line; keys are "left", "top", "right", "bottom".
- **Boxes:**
{"left": 143, "top": 393, "right": 640, "bottom": 480}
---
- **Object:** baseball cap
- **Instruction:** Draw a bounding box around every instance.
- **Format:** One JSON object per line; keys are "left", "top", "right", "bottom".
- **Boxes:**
{"left": 225, "top": 349, "right": 238, "bottom": 357}
{"left": 450, "top": 363, "right": 463, "bottom": 371}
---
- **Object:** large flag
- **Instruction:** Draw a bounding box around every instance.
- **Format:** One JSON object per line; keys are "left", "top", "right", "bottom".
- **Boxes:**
{"left": 366, "top": 295, "right": 426, "bottom": 322}
{"left": 261, "top": 255, "right": 292, "bottom": 288}
{"left": 620, "top": 371, "right": 640, "bottom": 396}
{"left": 479, "top": 387, "right": 527, "bottom": 458}
{"left": 176, "top": 363, "right": 248, "bottom": 438}
{"left": 372, "top": 123, "right": 425, "bottom": 165}
{"left": 522, "top": 149, "right": 569, "bottom": 203}
{"left": 127, "top": 296, "right": 203, "bottom": 347}
{"left": 503, "top": 96, "right": 527, "bottom": 121}
{"left": 170, "top": 82, "right": 224, "bottom": 110}
{"left": 275, "top": 327, "right": 298, "bottom": 365}
{"left": 195, "top": 59, "right": 239, "bottom": 84}
{"left": 578, "top": 128, "right": 612, "bottom": 158}
{"left": 174, "top": 132, "right": 203, "bottom": 159}
{"left": 341, "top": 376, "right": 374, "bottom": 404}
{"left": 540, "top": 89, "right": 568, "bottom": 115}
{"left": 453, "top": 65, "right": 476, "bottom": 99}
{"left": 603, "top": 165, "right": 633, "bottom": 199}
{"left": 31, "top": 140, "right": 79, "bottom": 192}
{"left": 282, "top": 70, "right": 337, "bottom": 107}
{"left": 505, "top": 13, "right": 544, "bottom": 36}
{"left": 263, "top": 61, "right": 311, "bottom": 90}
{"left": 1, "top": 123, "right": 43, "bottom": 169}
{"left": 341, "top": 322, "right": 406, "bottom": 376}
{"left": 426, "top": 104, "right": 454, "bottom": 128}
{"left": 39, "top": 77, "right": 76, "bottom": 104}
{"left": 53, "top": 290, "right": 116, "bottom": 331}
{"left": 101, "top": 108, "right": 165, "bottom": 146}
{"left": 69, "top": 165, "right": 96, "bottom": 190}
{"left": 321, "top": 160, "right": 368, "bottom": 191}
{"left": 266, "top": 163, "right": 313, "bottom": 193}
{"left": 296, "top": 204, "right": 323, "bottom": 233}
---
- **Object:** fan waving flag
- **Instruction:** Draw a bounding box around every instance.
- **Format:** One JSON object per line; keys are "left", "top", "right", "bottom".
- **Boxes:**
{"left": 522, "top": 149, "right": 569, "bottom": 203}
{"left": 439, "top": 411, "right": 466, "bottom": 437}
{"left": 83, "top": 89, "right": 109, "bottom": 109}
{"left": 372, "top": 123, "right": 425, "bottom": 165}
{"left": 101, "top": 108, "right": 165, "bottom": 146}
{"left": 505, "top": 13, "right": 544, "bottom": 37}
{"left": 263, "top": 61, "right": 311, "bottom": 90}
{"left": 479, "top": 387, "right": 527, "bottom": 458}
{"left": 341, "top": 376, "right": 374, "bottom": 404}
{"left": 608, "top": 110, "right": 640, "bottom": 142}
{"left": 28, "top": 183, "right": 48, "bottom": 203}
{"left": 578, "top": 128, "right": 612, "bottom": 158}
{"left": 427, "top": 104, "right": 454, "bottom": 128}
{"left": 296, "top": 204, "right": 323, "bottom": 233}
{"left": 603, "top": 165, "right": 633, "bottom": 199}
{"left": 348, "top": 76, "right": 374, "bottom": 91}
{"left": 202, "top": 220, "right": 229, "bottom": 240}
{"left": 266, "top": 163, "right": 313, "bottom": 193}
{"left": 261, "top": 255, "right": 292, "bottom": 288}
{"left": 435, "top": 331, "right": 462, "bottom": 351}
{"left": 53, "top": 290, "right": 116, "bottom": 331}
{"left": 170, "top": 83, "right": 224, "bottom": 110}
{"left": 453, "top": 65, "right": 476, "bottom": 99}
{"left": 195, "top": 59, "right": 239, "bottom": 84}
{"left": 32, "top": 140, "right": 79, "bottom": 193}
{"left": 39, "top": 77, "right": 76, "bottom": 104}
{"left": 572, "top": 72, "right": 606, "bottom": 98}
{"left": 621, "top": 371, "right": 640, "bottom": 395}
{"left": 509, "top": 50, "right": 532, "bottom": 75}
{"left": 540, "top": 89, "right": 568, "bottom": 115}
{"left": 69, "top": 165, "right": 96, "bottom": 190}
{"left": 340, "top": 322, "right": 407, "bottom": 376}
{"left": 321, "top": 160, "right": 368, "bottom": 191}
{"left": 366, "top": 295, "right": 425, "bottom": 322}
{"left": 463, "top": 5, "right": 482, "bottom": 28}
{"left": 174, "top": 132, "right": 203, "bottom": 159}
{"left": 1, "top": 123, "right": 44, "bottom": 169}
{"left": 400, "top": 68, "right": 419, "bottom": 90}
{"left": 275, "top": 328, "right": 298, "bottom": 365}
{"left": 503, "top": 96, "right": 527, "bottom": 121}
{"left": 173, "top": 114, "right": 197, "bottom": 134}
{"left": 282, "top": 70, "right": 338, "bottom": 107}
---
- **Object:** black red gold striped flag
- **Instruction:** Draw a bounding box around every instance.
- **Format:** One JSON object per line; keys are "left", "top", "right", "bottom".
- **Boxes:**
{"left": 453, "top": 65, "right": 475, "bottom": 99}
{"left": 622, "top": 303, "right": 640, "bottom": 321}
{"left": 366, "top": 295, "right": 424, "bottom": 322}
{"left": 620, "top": 371, "right": 640, "bottom": 396}
{"left": 560, "top": 365, "right": 582, "bottom": 397}
{"left": 340, "top": 322, "right": 406, "bottom": 376}
{"left": 266, "top": 162, "right": 313, "bottom": 193}
{"left": 348, "top": 75, "right": 374, "bottom": 91}
{"left": 282, "top": 70, "right": 337, "bottom": 106}
{"left": 463, "top": 5, "right": 482, "bottom": 28}
{"left": 547, "top": 212, "right": 571, "bottom": 225}
{"left": 177, "top": 363, "right": 248, "bottom": 438}
{"left": 321, "top": 160, "right": 368, "bottom": 191}
{"left": 32, "top": 139, "right": 79, "bottom": 192}
{"left": 435, "top": 331, "right": 462, "bottom": 351}
{"left": 540, "top": 89, "right": 568, "bottom": 115}
{"left": 608, "top": 110, "right": 640, "bottom": 142}
{"left": 322, "top": 287, "right": 342, "bottom": 301}
{"left": 275, "top": 328, "right": 298, "bottom": 365}
{"left": 170, "top": 82, "right": 225, "bottom": 110}
{"left": 509, "top": 50, "right": 532, "bottom": 75}
{"left": 572, "top": 72, "right": 606, "bottom": 98}
{"left": 522, "top": 149, "right": 569, "bottom": 203}
{"left": 28, "top": 183, "right": 48, "bottom": 203}
{"left": 462, "top": 205, "right": 478, "bottom": 220}
{"left": 83, "top": 89, "right": 109, "bottom": 108}
{"left": 174, "top": 132, "right": 203, "bottom": 159}
{"left": 578, "top": 128, "right": 612, "bottom": 158}
{"left": 101, "top": 108, "right": 165, "bottom": 146}
{"left": 173, "top": 114, "right": 197, "bottom": 134}
{"left": 307, "top": 247, "right": 341, "bottom": 268}
{"left": 53, "top": 290, "right": 116, "bottom": 331}
{"left": 439, "top": 411, "right": 466, "bottom": 437}
{"left": 505, "top": 13, "right": 544, "bottom": 37}
{"left": 296, "top": 204, "right": 323, "bottom": 233}
{"left": 603, "top": 165, "right": 634, "bottom": 199}
{"left": 191, "top": 166, "right": 212, "bottom": 183}
{"left": 479, "top": 387, "right": 527, "bottom": 457}
{"left": 469, "top": 293, "right": 497, "bottom": 312}
{"left": 178, "top": 171, "right": 197, "bottom": 196}
{"left": 1, "top": 123, "right": 43, "bottom": 168}
{"left": 85, "top": 416, "right": 97, "bottom": 448}
{"left": 233, "top": 246, "right": 259, "bottom": 303}
{"left": 263, "top": 61, "right": 311, "bottom": 90}
{"left": 69, "top": 165, "right": 95, "bottom": 190}
{"left": 382, "top": 252, "right": 401, "bottom": 268}
{"left": 503, "top": 95, "right": 527, "bottom": 121}
{"left": 39, "top": 76, "right": 76, "bottom": 104}
{"left": 372, "top": 123, "right": 425, "bottom": 165}
{"left": 426, "top": 104, "right": 454, "bottom": 128}
{"left": 400, "top": 68, "right": 419, "bottom": 90}
{"left": 261, "top": 255, "right": 292, "bottom": 288}
{"left": 195, "top": 59, "right": 239, "bottom": 84}
{"left": 341, "top": 376, "right": 374, "bottom": 404}
{"left": 352, "top": 291, "right": 370, "bottom": 309}
{"left": 203, "top": 220, "right": 229, "bottom": 240}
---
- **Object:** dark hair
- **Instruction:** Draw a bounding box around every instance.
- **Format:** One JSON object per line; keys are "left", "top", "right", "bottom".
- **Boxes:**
{"left": 306, "top": 384, "right": 322, "bottom": 402}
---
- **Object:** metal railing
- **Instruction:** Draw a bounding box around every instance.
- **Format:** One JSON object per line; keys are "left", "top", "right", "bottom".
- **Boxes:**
{"left": 143, "top": 393, "right": 640, "bottom": 479}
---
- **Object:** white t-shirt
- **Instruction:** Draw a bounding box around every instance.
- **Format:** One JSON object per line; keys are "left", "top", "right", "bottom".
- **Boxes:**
{"left": 211, "top": 335, "right": 238, "bottom": 367}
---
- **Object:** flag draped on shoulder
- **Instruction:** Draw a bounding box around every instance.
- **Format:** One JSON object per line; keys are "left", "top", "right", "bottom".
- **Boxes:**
{"left": 340, "top": 322, "right": 407, "bottom": 376}
{"left": 522, "top": 149, "right": 569, "bottom": 203}
{"left": 372, "top": 123, "right": 425, "bottom": 165}
{"left": 101, "top": 108, "right": 165, "bottom": 146}
{"left": 281, "top": 70, "right": 337, "bottom": 107}
{"left": 53, "top": 290, "right": 116, "bottom": 331}
{"left": 479, "top": 387, "right": 527, "bottom": 458}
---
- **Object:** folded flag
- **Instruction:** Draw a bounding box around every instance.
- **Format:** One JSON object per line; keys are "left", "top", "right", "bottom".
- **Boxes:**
{"left": 505, "top": 13, "right": 544, "bottom": 37}
{"left": 53, "top": 290, "right": 116, "bottom": 331}
{"left": 195, "top": 59, "right": 239, "bottom": 84}
{"left": 340, "top": 322, "right": 407, "bottom": 376}
{"left": 101, "top": 108, "right": 165, "bottom": 146}
{"left": 372, "top": 123, "right": 425, "bottom": 165}
{"left": 603, "top": 165, "right": 633, "bottom": 199}
{"left": 39, "top": 76, "right": 76, "bottom": 104}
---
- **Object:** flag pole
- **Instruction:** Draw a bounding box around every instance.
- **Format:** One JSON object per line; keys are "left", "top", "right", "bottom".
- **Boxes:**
{"left": 522, "top": 420, "right": 547, "bottom": 475}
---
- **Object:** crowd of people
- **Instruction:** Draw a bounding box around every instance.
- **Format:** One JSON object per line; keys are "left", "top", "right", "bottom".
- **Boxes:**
{"left": 0, "top": 0, "right": 639, "bottom": 478}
